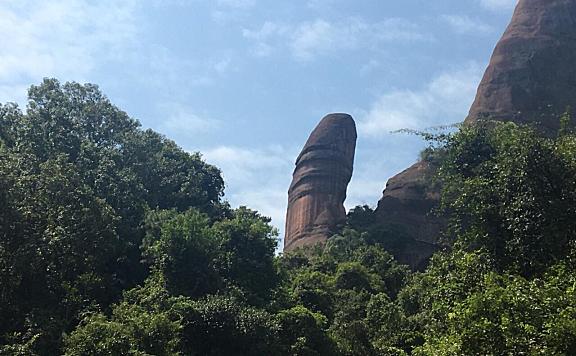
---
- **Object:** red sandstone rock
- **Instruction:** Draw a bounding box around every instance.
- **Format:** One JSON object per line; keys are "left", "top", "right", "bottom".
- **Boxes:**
{"left": 372, "top": 161, "right": 443, "bottom": 269}
{"left": 466, "top": 0, "right": 576, "bottom": 133}
{"left": 375, "top": 161, "right": 442, "bottom": 243}
{"left": 284, "top": 113, "right": 357, "bottom": 252}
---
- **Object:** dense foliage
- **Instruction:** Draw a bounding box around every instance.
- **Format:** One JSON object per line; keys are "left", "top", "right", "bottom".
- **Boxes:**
{"left": 1, "top": 81, "right": 576, "bottom": 355}
{"left": 0, "top": 79, "right": 231, "bottom": 354}
{"left": 405, "top": 121, "right": 576, "bottom": 354}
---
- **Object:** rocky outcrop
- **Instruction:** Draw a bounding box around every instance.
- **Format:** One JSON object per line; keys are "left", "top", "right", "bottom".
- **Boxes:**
{"left": 374, "top": 0, "right": 576, "bottom": 268}
{"left": 284, "top": 114, "right": 357, "bottom": 252}
{"left": 375, "top": 161, "right": 441, "bottom": 245}
{"left": 466, "top": 0, "right": 576, "bottom": 133}
{"left": 373, "top": 161, "right": 442, "bottom": 269}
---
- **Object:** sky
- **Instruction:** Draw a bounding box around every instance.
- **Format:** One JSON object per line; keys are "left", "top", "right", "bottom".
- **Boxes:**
{"left": 0, "top": 0, "right": 518, "bottom": 250}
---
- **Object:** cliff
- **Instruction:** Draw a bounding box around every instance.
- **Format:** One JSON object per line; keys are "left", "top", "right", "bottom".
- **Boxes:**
{"left": 466, "top": 0, "right": 576, "bottom": 133}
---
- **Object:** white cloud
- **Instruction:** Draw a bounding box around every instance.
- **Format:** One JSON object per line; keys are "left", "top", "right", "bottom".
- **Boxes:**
{"left": 243, "top": 18, "right": 430, "bottom": 61}
{"left": 154, "top": 103, "right": 220, "bottom": 139}
{"left": 216, "top": 0, "right": 255, "bottom": 9}
{"left": 0, "top": 84, "right": 29, "bottom": 106}
{"left": 211, "top": 0, "right": 256, "bottom": 24}
{"left": 214, "top": 58, "right": 232, "bottom": 74}
{"left": 242, "top": 22, "right": 290, "bottom": 57}
{"left": 232, "top": 187, "right": 288, "bottom": 236}
{"left": 358, "top": 63, "right": 484, "bottom": 137}
{"left": 0, "top": 0, "right": 137, "bottom": 105}
{"left": 479, "top": 0, "right": 517, "bottom": 11}
{"left": 306, "top": 0, "right": 338, "bottom": 10}
{"left": 441, "top": 15, "right": 494, "bottom": 34}
{"left": 346, "top": 176, "right": 388, "bottom": 210}
{"left": 149, "top": 0, "right": 198, "bottom": 7}
{"left": 242, "top": 21, "right": 289, "bottom": 41}
{"left": 290, "top": 20, "right": 336, "bottom": 61}
{"left": 203, "top": 145, "right": 294, "bottom": 186}
{"left": 202, "top": 145, "right": 297, "bottom": 246}
{"left": 346, "top": 127, "right": 436, "bottom": 208}
{"left": 360, "top": 59, "right": 382, "bottom": 75}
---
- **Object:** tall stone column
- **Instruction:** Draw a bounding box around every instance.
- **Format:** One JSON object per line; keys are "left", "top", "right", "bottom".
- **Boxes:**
{"left": 284, "top": 113, "right": 357, "bottom": 252}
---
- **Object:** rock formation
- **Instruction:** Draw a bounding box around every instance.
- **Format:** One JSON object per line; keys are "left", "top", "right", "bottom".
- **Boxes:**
{"left": 373, "top": 161, "right": 442, "bottom": 269}
{"left": 284, "top": 113, "right": 357, "bottom": 252}
{"left": 466, "top": 0, "right": 576, "bottom": 133}
{"left": 284, "top": 0, "right": 576, "bottom": 264}
{"left": 374, "top": 0, "right": 576, "bottom": 268}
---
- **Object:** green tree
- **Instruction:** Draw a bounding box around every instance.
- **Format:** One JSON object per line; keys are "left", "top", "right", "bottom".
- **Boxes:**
{"left": 65, "top": 274, "right": 183, "bottom": 356}
{"left": 210, "top": 207, "right": 279, "bottom": 306}
{"left": 438, "top": 122, "right": 576, "bottom": 276}
{"left": 415, "top": 267, "right": 576, "bottom": 355}
{"left": 179, "top": 295, "right": 280, "bottom": 356}
{"left": 141, "top": 209, "right": 221, "bottom": 298}
{"left": 0, "top": 79, "right": 227, "bottom": 354}
{"left": 276, "top": 306, "right": 336, "bottom": 356}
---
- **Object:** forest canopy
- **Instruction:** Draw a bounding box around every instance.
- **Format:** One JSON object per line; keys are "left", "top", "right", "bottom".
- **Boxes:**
{"left": 1, "top": 80, "right": 576, "bottom": 355}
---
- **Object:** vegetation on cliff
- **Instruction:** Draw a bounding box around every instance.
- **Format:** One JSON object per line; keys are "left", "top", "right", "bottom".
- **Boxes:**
{"left": 1, "top": 81, "right": 575, "bottom": 355}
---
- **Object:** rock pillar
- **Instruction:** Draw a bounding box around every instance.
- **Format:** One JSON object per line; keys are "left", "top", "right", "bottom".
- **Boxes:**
{"left": 284, "top": 113, "right": 357, "bottom": 252}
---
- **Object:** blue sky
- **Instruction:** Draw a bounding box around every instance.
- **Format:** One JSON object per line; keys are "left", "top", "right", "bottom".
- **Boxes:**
{"left": 0, "top": 0, "right": 517, "bottom": 248}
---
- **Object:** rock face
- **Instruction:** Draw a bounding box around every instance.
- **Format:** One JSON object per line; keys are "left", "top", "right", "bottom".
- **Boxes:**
{"left": 466, "top": 0, "right": 576, "bottom": 133}
{"left": 373, "top": 161, "right": 442, "bottom": 269}
{"left": 284, "top": 114, "right": 357, "bottom": 252}
{"left": 375, "top": 0, "right": 576, "bottom": 268}
{"left": 375, "top": 161, "right": 440, "bottom": 245}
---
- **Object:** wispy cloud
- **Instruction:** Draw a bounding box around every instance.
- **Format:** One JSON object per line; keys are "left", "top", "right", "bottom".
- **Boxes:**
{"left": 479, "top": 0, "right": 517, "bottom": 11}
{"left": 153, "top": 103, "right": 220, "bottom": 141}
{"left": 144, "top": 46, "right": 211, "bottom": 89}
{"left": 358, "top": 63, "right": 483, "bottom": 137}
{"left": 212, "top": 0, "right": 256, "bottom": 24}
{"left": 243, "top": 18, "right": 431, "bottom": 61}
{"left": 203, "top": 145, "right": 293, "bottom": 185}
{"left": 214, "top": 58, "right": 234, "bottom": 75}
{"left": 149, "top": 0, "right": 199, "bottom": 7}
{"left": 441, "top": 14, "right": 494, "bottom": 34}
{"left": 216, "top": 0, "right": 255, "bottom": 9}
{"left": 0, "top": 0, "right": 137, "bottom": 105}
{"left": 346, "top": 175, "right": 388, "bottom": 210}
{"left": 145, "top": 45, "right": 235, "bottom": 91}
{"left": 242, "top": 22, "right": 290, "bottom": 57}
{"left": 202, "top": 145, "right": 297, "bottom": 245}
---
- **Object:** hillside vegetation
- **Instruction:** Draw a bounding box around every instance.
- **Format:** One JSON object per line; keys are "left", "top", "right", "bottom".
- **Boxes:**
{"left": 1, "top": 80, "right": 575, "bottom": 355}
